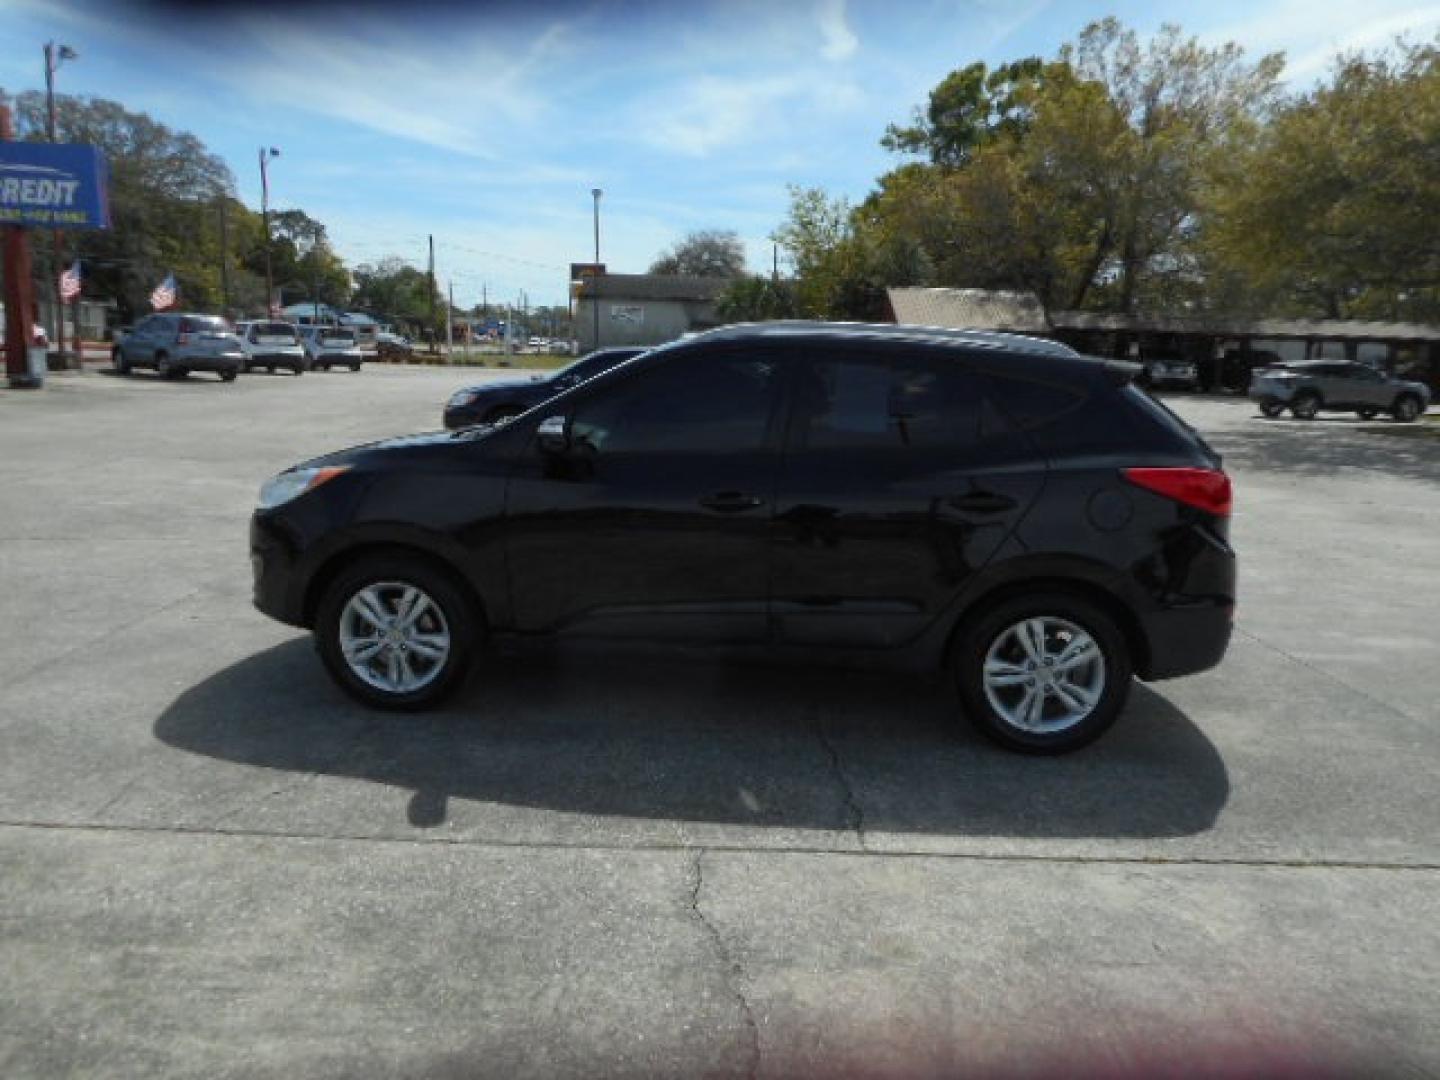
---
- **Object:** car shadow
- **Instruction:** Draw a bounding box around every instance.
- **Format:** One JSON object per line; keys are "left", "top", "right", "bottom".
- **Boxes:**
{"left": 154, "top": 639, "right": 1229, "bottom": 840}
{"left": 1210, "top": 413, "right": 1440, "bottom": 485}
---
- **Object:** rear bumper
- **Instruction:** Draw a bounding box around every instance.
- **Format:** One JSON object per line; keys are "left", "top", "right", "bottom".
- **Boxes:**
{"left": 1136, "top": 599, "right": 1234, "bottom": 680}
{"left": 1248, "top": 381, "right": 1296, "bottom": 402}
{"left": 178, "top": 353, "right": 243, "bottom": 372}
{"left": 246, "top": 351, "right": 306, "bottom": 367}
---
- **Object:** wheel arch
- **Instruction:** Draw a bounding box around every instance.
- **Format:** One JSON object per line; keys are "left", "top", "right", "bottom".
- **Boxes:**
{"left": 302, "top": 540, "right": 488, "bottom": 631}
{"left": 941, "top": 575, "right": 1151, "bottom": 680}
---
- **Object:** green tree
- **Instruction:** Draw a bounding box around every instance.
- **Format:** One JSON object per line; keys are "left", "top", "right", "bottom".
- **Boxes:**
{"left": 1203, "top": 39, "right": 1440, "bottom": 320}
{"left": 648, "top": 229, "right": 747, "bottom": 277}
{"left": 715, "top": 275, "right": 797, "bottom": 322}
{"left": 881, "top": 58, "right": 1046, "bottom": 166}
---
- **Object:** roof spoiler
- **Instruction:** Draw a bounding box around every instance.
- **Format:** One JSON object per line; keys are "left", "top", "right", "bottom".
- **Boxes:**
{"left": 1102, "top": 358, "right": 1142, "bottom": 385}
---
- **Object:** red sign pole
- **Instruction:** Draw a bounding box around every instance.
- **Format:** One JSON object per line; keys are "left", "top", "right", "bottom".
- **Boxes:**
{"left": 2, "top": 106, "right": 42, "bottom": 389}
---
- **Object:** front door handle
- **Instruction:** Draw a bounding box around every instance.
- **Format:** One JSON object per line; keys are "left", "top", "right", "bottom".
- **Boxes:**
{"left": 700, "top": 491, "right": 764, "bottom": 513}
{"left": 947, "top": 491, "right": 1018, "bottom": 514}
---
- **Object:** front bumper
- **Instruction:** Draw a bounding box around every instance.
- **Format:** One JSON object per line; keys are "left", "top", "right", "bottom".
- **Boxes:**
{"left": 251, "top": 512, "right": 307, "bottom": 627}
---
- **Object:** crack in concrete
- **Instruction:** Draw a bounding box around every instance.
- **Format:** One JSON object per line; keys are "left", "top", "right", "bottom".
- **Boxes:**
{"left": 1234, "top": 626, "right": 1423, "bottom": 726}
{"left": 687, "top": 849, "right": 760, "bottom": 1080}
{"left": 813, "top": 715, "right": 865, "bottom": 849}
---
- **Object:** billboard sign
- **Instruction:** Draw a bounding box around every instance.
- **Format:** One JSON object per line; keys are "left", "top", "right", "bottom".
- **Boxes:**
{"left": 0, "top": 141, "right": 111, "bottom": 230}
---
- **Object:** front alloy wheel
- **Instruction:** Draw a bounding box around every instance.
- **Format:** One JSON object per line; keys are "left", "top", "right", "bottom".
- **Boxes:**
{"left": 955, "top": 592, "right": 1132, "bottom": 753}
{"left": 315, "top": 557, "right": 478, "bottom": 709}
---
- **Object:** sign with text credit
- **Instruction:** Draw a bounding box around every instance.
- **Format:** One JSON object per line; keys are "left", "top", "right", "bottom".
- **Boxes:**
{"left": 0, "top": 141, "right": 111, "bottom": 230}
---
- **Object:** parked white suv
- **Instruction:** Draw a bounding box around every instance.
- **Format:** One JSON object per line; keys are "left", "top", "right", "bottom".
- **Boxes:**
{"left": 236, "top": 320, "right": 308, "bottom": 375}
{"left": 299, "top": 326, "right": 364, "bottom": 372}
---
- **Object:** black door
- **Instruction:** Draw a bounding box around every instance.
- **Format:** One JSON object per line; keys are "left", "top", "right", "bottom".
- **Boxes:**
{"left": 772, "top": 347, "right": 1045, "bottom": 647}
{"left": 504, "top": 347, "right": 787, "bottom": 642}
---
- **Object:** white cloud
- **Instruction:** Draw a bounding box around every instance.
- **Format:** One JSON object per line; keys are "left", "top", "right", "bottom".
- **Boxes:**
{"left": 1201, "top": 1, "right": 1440, "bottom": 83}
{"left": 818, "top": 0, "right": 860, "bottom": 61}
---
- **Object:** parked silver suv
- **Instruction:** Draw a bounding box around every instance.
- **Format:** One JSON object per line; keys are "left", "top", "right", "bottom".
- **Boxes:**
{"left": 1250, "top": 361, "right": 1430, "bottom": 421}
{"left": 112, "top": 314, "right": 243, "bottom": 381}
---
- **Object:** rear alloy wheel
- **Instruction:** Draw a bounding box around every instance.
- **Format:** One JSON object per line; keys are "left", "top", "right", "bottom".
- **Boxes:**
{"left": 1290, "top": 391, "right": 1321, "bottom": 420}
{"left": 1258, "top": 400, "right": 1284, "bottom": 418}
{"left": 315, "top": 557, "right": 478, "bottom": 710}
{"left": 955, "top": 592, "right": 1132, "bottom": 754}
{"left": 1356, "top": 407, "right": 1379, "bottom": 420}
{"left": 1392, "top": 394, "right": 1423, "bottom": 423}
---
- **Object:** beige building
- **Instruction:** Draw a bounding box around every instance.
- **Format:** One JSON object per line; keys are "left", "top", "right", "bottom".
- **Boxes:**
{"left": 574, "top": 274, "right": 728, "bottom": 352}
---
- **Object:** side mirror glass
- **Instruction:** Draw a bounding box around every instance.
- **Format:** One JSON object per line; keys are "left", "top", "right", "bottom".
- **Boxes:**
{"left": 536, "top": 414, "right": 570, "bottom": 454}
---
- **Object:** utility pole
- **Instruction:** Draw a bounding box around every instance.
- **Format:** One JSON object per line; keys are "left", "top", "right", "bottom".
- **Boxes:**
{"left": 772, "top": 244, "right": 779, "bottom": 282}
{"left": 591, "top": 188, "right": 602, "bottom": 350}
{"left": 427, "top": 234, "right": 437, "bottom": 353}
{"left": 218, "top": 200, "right": 232, "bottom": 316}
{"left": 446, "top": 279, "right": 454, "bottom": 362}
{"left": 259, "top": 147, "right": 280, "bottom": 316}
{"left": 44, "top": 41, "right": 77, "bottom": 363}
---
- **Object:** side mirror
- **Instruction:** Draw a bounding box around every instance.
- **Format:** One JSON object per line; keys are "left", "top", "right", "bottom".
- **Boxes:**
{"left": 536, "top": 414, "right": 570, "bottom": 454}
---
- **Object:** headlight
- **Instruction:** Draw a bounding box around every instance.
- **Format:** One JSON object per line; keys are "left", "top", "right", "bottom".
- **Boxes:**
{"left": 448, "top": 390, "right": 482, "bottom": 408}
{"left": 257, "top": 465, "right": 350, "bottom": 510}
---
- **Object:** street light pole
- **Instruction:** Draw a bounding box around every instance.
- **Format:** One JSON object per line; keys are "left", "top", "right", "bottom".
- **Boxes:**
{"left": 44, "top": 41, "right": 77, "bottom": 362}
{"left": 259, "top": 147, "right": 280, "bottom": 317}
{"left": 591, "top": 187, "right": 602, "bottom": 350}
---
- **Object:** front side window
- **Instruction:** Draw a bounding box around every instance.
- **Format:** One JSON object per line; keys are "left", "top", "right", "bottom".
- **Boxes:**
{"left": 570, "top": 352, "right": 780, "bottom": 455}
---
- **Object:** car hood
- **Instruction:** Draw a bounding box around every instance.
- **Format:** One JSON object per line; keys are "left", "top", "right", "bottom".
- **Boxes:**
{"left": 455, "top": 374, "right": 548, "bottom": 396}
{"left": 297, "top": 427, "right": 503, "bottom": 471}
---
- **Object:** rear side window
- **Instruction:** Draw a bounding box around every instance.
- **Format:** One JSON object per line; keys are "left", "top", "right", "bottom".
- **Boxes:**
{"left": 792, "top": 354, "right": 982, "bottom": 451}
{"left": 986, "top": 371, "right": 1179, "bottom": 457}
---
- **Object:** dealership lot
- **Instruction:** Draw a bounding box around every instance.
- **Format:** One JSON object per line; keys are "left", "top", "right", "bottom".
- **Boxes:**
{"left": 2, "top": 368, "right": 1438, "bottom": 1077}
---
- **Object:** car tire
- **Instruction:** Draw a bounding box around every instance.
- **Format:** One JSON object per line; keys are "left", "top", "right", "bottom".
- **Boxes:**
{"left": 220, "top": 368, "right": 238, "bottom": 382}
{"left": 350, "top": 363, "right": 361, "bottom": 372}
{"left": 1392, "top": 394, "right": 1423, "bottom": 423}
{"left": 156, "top": 353, "right": 174, "bottom": 378}
{"left": 953, "top": 591, "right": 1132, "bottom": 754}
{"left": 1290, "top": 391, "right": 1321, "bottom": 420}
{"left": 314, "top": 555, "right": 480, "bottom": 711}
{"left": 113, "top": 349, "right": 130, "bottom": 375}
{"left": 1357, "top": 407, "right": 1378, "bottom": 420}
{"left": 1258, "top": 400, "right": 1284, "bottom": 418}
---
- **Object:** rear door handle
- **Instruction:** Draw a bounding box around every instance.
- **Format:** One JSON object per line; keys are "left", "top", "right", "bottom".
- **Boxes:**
{"left": 947, "top": 491, "right": 1018, "bottom": 514}
{"left": 700, "top": 491, "right": 764, "bottom": 513}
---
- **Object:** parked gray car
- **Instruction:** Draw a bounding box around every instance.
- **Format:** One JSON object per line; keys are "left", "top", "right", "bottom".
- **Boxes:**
{"left": 1249, "top": 361, "right": 1430, "bottom": 421}
{"left": 112, "top": 313, "right": 243, "bottom": 381}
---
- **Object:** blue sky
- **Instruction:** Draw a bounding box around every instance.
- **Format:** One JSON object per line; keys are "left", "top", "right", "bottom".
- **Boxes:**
{"left": 3, "top": 0, "right": 1438, "bottom": 307}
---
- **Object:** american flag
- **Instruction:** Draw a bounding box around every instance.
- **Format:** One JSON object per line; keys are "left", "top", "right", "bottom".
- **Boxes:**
{"left": 150, "top": 273, "right": 177, "bottom": 311}
{"left": 59, "top": 260, "right": 82, "bottom": 302}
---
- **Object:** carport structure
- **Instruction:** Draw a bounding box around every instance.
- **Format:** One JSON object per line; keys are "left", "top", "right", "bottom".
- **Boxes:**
{"left": 887, "top": 287, "right": 1440, "bottom": 392}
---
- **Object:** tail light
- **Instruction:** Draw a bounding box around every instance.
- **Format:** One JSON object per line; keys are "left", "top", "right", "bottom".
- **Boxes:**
{"left": 177, "top": 333, "right": 190, "bottom": 344}
{"left": 1123, "top": 467, "right": 1232, "bottom": 517}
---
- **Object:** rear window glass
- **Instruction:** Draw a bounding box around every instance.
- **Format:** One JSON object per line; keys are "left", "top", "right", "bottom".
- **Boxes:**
{"left": 180, "top": 317, "right": 229, "bottom": 334}
{"left": 253, "top": 322, "right": 297, "bottom": 340}
{"left": 319, "top": 329, "right": 355, "bottom": 343}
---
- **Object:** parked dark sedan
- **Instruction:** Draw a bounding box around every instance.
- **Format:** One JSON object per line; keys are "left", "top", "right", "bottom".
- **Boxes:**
{"left": 443, "top": 347, "right": 647, "bottom": 428}
{"left": 251, "top": 322, "right": 1235, "bottom": 754}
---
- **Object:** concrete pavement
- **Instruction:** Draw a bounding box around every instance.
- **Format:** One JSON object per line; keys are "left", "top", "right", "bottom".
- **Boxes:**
{"left": 1, "top": 368, "right": 1436, "bottom": 1077}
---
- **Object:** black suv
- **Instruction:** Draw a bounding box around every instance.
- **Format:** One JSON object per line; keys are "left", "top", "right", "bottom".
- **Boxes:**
{"left": 251, "top": 323, "right": 1235, "bottom": 753}
{"left": 442, "top": 347, "right": 647, "bottom": 429}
